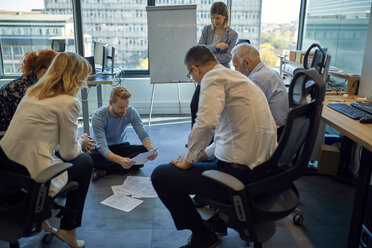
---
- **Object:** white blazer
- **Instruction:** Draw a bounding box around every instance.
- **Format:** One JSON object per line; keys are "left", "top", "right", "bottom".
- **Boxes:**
{"left": 0, "top": 94, "right": 82, "bottom": 196}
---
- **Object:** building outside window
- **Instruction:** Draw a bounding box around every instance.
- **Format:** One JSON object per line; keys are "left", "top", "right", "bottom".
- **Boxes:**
{"left": 0, "top": 10, "right": 76, "bottom": 75}
{"left": 259, "top": 0, "right": 301, "bottom": 69}
{"left": 302, "top": 0, "right": 372, "bottom": 73}
{"left": 43, "top": 0, "right": 262, "bottom": 71}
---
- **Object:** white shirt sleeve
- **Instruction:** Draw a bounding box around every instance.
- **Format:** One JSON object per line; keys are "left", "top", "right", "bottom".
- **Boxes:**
{"left": 185, "top": 72, "right": 225, "bottom": 163}
{"left": 204, "top": 142, "right": 216, "bottom": 160}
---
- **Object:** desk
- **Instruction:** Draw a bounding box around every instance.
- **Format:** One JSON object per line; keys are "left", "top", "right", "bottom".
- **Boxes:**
{"left": 328, "top": 69, "right": 360, "bottom": 95}
{"left": 148, "top": 81, "right": 196, "bottom": 126}
{"left": 82, "top": 74, "right": 114, "bottom": 134}
{"left": 322, "top": 95, "right": 372, "bottom": 247}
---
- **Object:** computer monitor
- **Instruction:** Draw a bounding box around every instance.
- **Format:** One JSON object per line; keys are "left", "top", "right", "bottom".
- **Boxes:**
{"left": 94, "top": 42, "right": 115, "bottom": 74}
{"left": 51, "top": 39, "right": 65, "bottom": 52}
{"left": 102, "top": 45, "right": 115, "bottom": 74}
{"left": 94, "top": 42, "right": 107, "bottom": 73}
{"left": 84, "top": 56, "right": 96, "bottom": 75}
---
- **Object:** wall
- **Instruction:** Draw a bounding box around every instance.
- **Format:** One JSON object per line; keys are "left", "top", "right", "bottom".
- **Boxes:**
{"left": 84, "top": 77, "right": 196, "bottom": 116}
{"left": 359, "top": 3, "right": 372, "bottom": 99}
{"left": 1, "top": 77, "right": 196, "bottom": 116}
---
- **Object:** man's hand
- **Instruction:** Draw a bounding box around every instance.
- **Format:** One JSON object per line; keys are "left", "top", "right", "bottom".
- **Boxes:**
{"left": 170, "top": 156, "right": 194, "bottom": 169}
{"left": 77, "top": 133, "right": 96, "bottom": 154}
{"left": 147, "top": 151, "right": 158, "bottom": 161}
{"left": 118, "top": 157, "right": 136, "bottom": 169}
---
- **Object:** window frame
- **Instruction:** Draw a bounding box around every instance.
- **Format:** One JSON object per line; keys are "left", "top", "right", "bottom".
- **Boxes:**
{"left": 0, "top": 0, "right": 310, "bottom": 79}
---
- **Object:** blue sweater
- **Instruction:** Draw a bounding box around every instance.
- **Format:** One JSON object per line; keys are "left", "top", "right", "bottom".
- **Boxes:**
{"left": 91, "top": 105, "right": 150, "bottom": 158}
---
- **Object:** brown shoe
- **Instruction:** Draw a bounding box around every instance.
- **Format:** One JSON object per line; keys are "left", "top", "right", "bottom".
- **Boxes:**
{"left": 92, "top": 169, "right": 106, "bottom": 182}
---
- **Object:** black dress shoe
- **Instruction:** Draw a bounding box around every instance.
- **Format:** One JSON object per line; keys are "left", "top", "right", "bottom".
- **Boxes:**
{"left": 193, "top": 195, "right": 208, "bottom": 208}
{"left": 179, "top": 231, "right": 220, "bottom": 248}
{"left": 205, "top": 215, "right": 228, "bottom": 236}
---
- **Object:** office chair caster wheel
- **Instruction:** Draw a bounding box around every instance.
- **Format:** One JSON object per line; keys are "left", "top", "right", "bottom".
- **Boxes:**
{"left": 293, "top": 214, "right": 304, "bottom": 225}
{"left": 42, "top": 233, "right": 54, "bottom": 244}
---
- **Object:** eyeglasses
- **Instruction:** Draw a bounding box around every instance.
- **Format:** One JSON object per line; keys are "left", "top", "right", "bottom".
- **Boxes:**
{"left": 187, "top": 65, "right": 199, "bottom": 80}
{"left": 186, "top": 67, "right": 193, "bottom": 80}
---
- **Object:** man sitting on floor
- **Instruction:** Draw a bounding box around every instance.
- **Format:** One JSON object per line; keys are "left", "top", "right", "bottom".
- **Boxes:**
{"left": 90, "top": 86, "right": 157, "bottom": 181}
{"left": 232, "top": 43, "right": 289, "bottom": 138}
{"left": 151, "top": 45, "right": 277, "bottom": 248}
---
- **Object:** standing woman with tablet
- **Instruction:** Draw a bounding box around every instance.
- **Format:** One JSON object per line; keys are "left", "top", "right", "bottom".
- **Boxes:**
{"left": 191, "top": 1, "right": 238, "bottom": 127}
{"left": 0, "top": 52, "right": 93, "bottom": 248}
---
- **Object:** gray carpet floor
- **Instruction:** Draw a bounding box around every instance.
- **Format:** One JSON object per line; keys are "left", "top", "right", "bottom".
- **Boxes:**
{"left": 0, "top": 118, "right": 355, "bottom": 248}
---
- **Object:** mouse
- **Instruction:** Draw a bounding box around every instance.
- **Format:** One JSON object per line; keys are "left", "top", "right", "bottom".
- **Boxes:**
{"left": 359, "top": 116, "right": 372, "bottom": 124}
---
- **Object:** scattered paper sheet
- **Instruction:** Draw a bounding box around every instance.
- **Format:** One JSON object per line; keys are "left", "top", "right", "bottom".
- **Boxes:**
{"left": 101, "top": 176, "right": 157, "bottom": 212}
{"left": 122, "top": 176, "right": 157, "bottom": 198}
{"left": 130, "top": 148, "right": 158, "bottom": 165}
{"left": 100, "top": 194, "right": 143, "bottom": 212}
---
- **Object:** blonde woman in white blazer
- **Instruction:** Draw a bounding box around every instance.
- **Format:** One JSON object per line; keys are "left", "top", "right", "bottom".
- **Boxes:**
{"left": 0, "top": 52, "right": 93, "bottom": 248}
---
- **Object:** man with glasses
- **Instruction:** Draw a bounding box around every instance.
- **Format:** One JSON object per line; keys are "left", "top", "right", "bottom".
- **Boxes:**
{"left": 151, "top": 45, "right": 277, "bottom": 248}
{"left": 90, "top": 86, "right": 157, "bottom": 181}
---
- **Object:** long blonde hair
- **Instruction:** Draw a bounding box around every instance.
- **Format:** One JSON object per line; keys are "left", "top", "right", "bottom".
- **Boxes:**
{"left": 27, "top": 52, "right": 91, "bottom": 99}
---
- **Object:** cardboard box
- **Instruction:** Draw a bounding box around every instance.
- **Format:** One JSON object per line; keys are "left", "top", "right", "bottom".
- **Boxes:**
{"left": 289, "top": 50, "right": 297, "bottom": 62}
{"left": 318, "top": 144, "right": 340, "bottom": 176}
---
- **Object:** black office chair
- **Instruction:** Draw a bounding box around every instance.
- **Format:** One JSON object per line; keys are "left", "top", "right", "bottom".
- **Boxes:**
{"left": 198, "top": 69, "right": 326, "bottom": 248}
{"left": 0, "top": 163, "right": 78, "bottom": 248}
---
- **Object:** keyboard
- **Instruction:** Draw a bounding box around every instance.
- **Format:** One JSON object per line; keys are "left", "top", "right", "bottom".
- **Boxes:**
{"left": 327, "top": 103, "right": 370, "bottom": 119}
{"left": 350, "top": 102, "right": 372, "bottom": 115}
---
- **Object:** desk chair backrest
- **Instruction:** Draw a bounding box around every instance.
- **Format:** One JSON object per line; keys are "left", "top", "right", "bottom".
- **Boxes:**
{"left": 0, "top": 163, "right": 73, "bottom": 244}
{"left": 246, "top": 69, "right": 325, "bottom": 198}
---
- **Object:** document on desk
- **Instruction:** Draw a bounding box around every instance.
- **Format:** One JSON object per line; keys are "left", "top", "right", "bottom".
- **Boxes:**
{"left": 130, "top": 148, "right": 158, "bottom": 165}
{"left": 100, "top": 194, "right": 143, "bottom": 212}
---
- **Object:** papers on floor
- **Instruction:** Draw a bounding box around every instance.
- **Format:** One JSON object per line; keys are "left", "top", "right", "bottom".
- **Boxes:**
{"left": 101, "top": 195, "right": 143, "bottom": 213}
{"left": 130, "top": 148, "right": 158, "bottom": 165}
{"left": 100, "top": 176, "right": 157, "bottom": 212}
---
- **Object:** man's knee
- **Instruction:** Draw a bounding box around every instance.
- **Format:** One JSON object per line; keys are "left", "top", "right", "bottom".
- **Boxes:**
{"left": 151, "top": 164, "right": 173, "bottom": 189}
{"left": 77, "top": 153, "right": 94, "bottom": 172}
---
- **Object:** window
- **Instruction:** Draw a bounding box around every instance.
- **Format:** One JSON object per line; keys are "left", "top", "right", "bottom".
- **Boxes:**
{"left": 74, "top": 0, "right": 150, "bottom": 71}
{"left": 302, "top": 0, "right": 372, "bottom": 73}
{"left": 256, "top": 0, "right": 301, "bottom": 69}
{"left": 0, "top": 3, "right": 75, "bottom": 75}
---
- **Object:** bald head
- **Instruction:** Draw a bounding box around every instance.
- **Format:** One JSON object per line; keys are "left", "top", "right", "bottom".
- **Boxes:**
{"left": 232, "top": 43, "right": 260, "bottom": 61}
{"left": 232, "top": 43, "right": 261, "bottom": 76}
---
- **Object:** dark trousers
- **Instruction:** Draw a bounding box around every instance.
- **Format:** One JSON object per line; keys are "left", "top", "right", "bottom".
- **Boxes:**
{"left": 151, "top": 160, "right": 251, "bottom": 231}
{"left": 277, "top": 125, "right": 284, "bottom": 142}
{"left": 0, "top": 147, "right": 93, "bottom": 230}
{"left": 90, "top": 142, "right": 147, "bottom": 174}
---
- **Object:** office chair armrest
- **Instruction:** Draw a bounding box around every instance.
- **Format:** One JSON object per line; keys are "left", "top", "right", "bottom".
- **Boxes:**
{"left": 202, "top": 170, "right": 245, "bottom": 191}
{"left": 34, "top": 163, "right": 73, "bottom": 183}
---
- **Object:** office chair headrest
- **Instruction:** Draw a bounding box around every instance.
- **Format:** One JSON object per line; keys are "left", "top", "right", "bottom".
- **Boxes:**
{"left": 288, "top": 69, "right": 326, "bottom": 108}
{"left": 303, "top": 43, "right": 326, "bottom": 70}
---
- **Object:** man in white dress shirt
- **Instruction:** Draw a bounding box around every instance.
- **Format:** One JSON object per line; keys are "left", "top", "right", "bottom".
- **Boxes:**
{"left": 151, "top": 45, "right": 277, "bottom": 248}
{"left": 232, "top": 43, "right": 289, "bottom": 138}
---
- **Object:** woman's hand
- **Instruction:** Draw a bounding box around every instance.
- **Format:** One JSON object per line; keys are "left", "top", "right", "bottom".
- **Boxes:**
{"left": 216, "top": 42, "right": 229, "bottom": 50}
